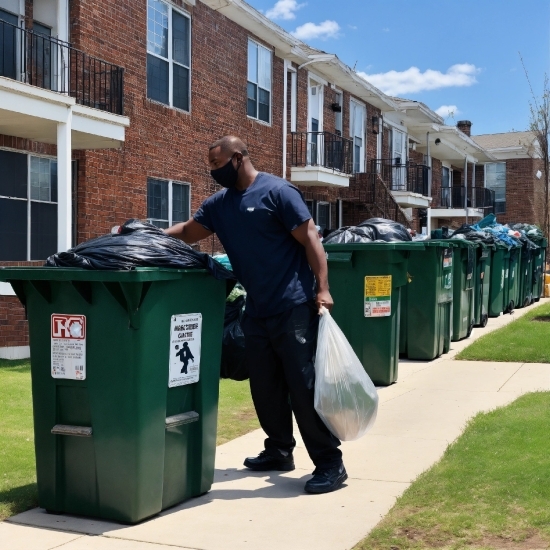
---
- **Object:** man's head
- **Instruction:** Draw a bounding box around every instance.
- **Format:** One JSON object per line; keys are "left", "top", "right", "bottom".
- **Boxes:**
{"left": 208, "top": 136, "right": 255, "bottom": 189}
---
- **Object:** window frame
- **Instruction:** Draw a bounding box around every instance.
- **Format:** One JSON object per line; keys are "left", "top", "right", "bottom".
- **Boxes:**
{"left": 484, "top": 162, "right": 506, "bottom": 213}
{"left": 0, "top": 149, "right": 58, "bottom": 261}
{"left": 247, "top": 38, "right": 272, "bottom": 125}
{"left": 316, "top": 201, "right": 331, "bottom": 232}
{"left": 146, "top": 0, "right": 192, "bottom": 113}
{"left": 146, "top": 177, "right": 191, "bottom": 228}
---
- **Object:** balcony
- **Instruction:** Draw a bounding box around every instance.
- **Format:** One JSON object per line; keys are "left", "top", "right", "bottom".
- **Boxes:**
{"left": 0, "top": 19, "right": 129, "bottom": 254}
{"left": 431, "top": 187, "right": 495, "bottom": 219}
{"left": 371, "top": 159, "right": 431, "bottom": 208}
{"left": 1, "top": 19, "right": 123, "bottom": 114}
{"left": 290, "top": 131, "right": 353, "bottom": 188}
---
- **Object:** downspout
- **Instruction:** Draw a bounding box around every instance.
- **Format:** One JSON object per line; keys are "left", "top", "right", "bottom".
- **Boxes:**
{"left": 426, "top": 132, "right": 431, "bottom": 234}
{"left": 464, "top": 157, "right": 469, "bottom": 225}
{"left": 283, "top": 60, "right": 288, "bottom": 179}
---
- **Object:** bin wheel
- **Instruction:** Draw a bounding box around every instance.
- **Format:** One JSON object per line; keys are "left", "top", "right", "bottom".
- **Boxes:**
{"left": 507, "top": 301, "right": 515, "bottom": 314}
{"left": 523, "top": 297, "right": 530, "bottom": 308}
{"left": 466, "top": 322, "right": 474, "bottom": 338}
{"left": 480, "top": 314, "right": 488, "bottom": 328}
{"left": 46, "top": 509, "right": 63, "bottom": 515}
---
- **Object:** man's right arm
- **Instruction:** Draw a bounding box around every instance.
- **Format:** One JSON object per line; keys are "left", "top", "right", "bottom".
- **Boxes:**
{"left": 165, "top": 219, "right": 213, "bottom": 244}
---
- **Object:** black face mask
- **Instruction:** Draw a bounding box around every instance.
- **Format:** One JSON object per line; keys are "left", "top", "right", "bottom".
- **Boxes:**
{"left": 210, "top": 155, "right": 240, "bottom": 189}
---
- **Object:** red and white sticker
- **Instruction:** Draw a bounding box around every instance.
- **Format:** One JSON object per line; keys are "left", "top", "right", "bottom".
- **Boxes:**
{"left": 51, "top": 314, "right": 86, "bottom": 380}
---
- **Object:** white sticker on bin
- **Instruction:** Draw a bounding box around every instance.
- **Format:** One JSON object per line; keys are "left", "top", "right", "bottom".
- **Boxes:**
{"left": 169, "top": 313, "right": 202, "bottom": 388}
{"left": 51, "top": 314, "right": 86, "bottom": 380}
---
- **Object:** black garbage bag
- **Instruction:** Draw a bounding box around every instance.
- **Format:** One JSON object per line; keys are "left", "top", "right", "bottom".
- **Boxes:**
{"left": 220, "top": 295, "right": 248, "bottom": 381}
{"left": 357, "top": 218, "right": 412, "bottom": 242}
{"left": 324, "top": 218, "right": 412, "bottom": 244}
{"left": 46, "top": 219, "right": 235, "bottom": 281}
{"left": 323, "top": 225, "right": 375, "bottom": 244}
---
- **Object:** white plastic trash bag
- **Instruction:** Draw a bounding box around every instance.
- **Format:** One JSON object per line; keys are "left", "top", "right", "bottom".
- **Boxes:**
{"left": 314, "top": 306, "right": 379, "bottom": 441}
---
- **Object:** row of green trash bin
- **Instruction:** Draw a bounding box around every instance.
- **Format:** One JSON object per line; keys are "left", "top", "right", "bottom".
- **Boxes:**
{"left": 0, "top": 234, "right": 546, "bottom": 523}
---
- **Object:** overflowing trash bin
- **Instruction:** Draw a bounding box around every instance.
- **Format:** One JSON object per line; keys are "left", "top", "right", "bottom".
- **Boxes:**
{"left": 489, "top": 243, "right": 511, "bottom": 317}
{"left": 0, "top": 221, "right": 233, "bottom": 523}
{"left": 531, "top": 238, "right": 547, "bottom": 302}
{"left": 400, "top": 241, "right": 455, "bottom": 360}
{"left": 505, "top": 243, "right": 522, "bottom": 312}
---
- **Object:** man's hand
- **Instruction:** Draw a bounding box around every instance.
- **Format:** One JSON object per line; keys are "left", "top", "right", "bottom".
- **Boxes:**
{"left": 316, "top": 288, "right": 334, "bottom": 313}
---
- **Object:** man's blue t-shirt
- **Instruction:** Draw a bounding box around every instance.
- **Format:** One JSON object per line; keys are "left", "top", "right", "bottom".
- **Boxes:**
{"left": 194, "top": 172, "right": 315, "bottom": 318}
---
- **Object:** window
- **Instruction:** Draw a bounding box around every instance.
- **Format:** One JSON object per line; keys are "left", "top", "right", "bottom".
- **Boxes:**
{"left": 350, "top": 100, "right": 366, "bottom": 173}
{"left": 316, "top": 202, "right": 330, "bottom": 232}
{"left": 0, "top": 9, "right": 18, "bottom": 80}
{"left": 247, "top": 39, "right": 271, "bottom": 123}
{"left": 0, "top": 150, "right": 58, "bottom": 261}
{"left": 147, "top": 0, "right": 191, "bottom": 111}
{"left": 441, "top": 166, "right": 451, "bottom": 208}
{"left": 485, "top": 162, "right": 506, "bottom": 214}
{"left": 147, "top": 178, "right": 190, "bottom": 229}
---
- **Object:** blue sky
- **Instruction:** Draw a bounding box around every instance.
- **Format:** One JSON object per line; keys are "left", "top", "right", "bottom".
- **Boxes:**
{"left": 248, "top": 0, "right": 550, "bottom": 136}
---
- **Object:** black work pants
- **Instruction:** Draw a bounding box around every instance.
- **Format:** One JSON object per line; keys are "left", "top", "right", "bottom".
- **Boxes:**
{"left": 242, "top": 300, "right": 342, "bottom": 470}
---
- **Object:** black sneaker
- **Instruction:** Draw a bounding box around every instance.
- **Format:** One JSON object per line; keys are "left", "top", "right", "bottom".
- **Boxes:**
{"left": 304, "top": 464, "right": 348, "bottom": 494}
{"left": 243, "top": 450, "right": 295, "bottom": 472}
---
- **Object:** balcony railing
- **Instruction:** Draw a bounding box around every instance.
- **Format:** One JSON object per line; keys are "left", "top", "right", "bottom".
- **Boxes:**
{"left": 438, "top": 187, "right": 496, "bottom": 213}
{"left": 371, "top": 159, "right": 430, "bottom": 196}
{"left": 290, "top": 132, "right": 353, "bottom": 175}
{"left": 0, "top": 19, "right": 124, "bottom": 115}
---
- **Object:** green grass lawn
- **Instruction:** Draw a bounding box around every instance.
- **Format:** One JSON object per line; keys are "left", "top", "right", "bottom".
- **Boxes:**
{"left": 0, "top": 358, "right": 257, "bottom": 521}
{"left": 355, "top": 392, "right": 550, "bottom": 550}
{"left": 457, "top": 302, "right": 550, "bottom": 363}
{"left": 0, "top": 359, "right": 36, "bottom": 521}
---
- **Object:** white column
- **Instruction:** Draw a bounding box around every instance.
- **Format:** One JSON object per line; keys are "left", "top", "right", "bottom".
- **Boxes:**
{"left": 57, "top": 0, "right": 69, "bottom": 92}
{"left": 283, "top": 60, "right": 288, "bottom": 179}
{"left": 57, "top": 0, "right": 69, "bottom": 41}
{"left": 57, "top": 109, "right": 72, "bottom": 252}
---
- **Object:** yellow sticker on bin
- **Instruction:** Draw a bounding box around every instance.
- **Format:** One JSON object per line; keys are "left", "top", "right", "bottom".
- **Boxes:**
{"left": 364, "top": 275, "right": 392, "bottom": 317}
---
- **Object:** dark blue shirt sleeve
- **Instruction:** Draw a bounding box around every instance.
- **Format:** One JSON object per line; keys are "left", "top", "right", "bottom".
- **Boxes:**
{"left": 275, "top": 184, "right": 312, "bottom": 232}
{"left": 193, "top": 197, "right": 215, "bottom": 233}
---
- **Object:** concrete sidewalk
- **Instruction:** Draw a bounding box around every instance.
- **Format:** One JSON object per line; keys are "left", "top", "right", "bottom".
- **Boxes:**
{"left": 2, "top": 301, "right": 550, "bottom": 550}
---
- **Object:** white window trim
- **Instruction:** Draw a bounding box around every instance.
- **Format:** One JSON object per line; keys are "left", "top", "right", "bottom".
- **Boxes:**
{"left": 316, "top": 201, "right": 331, "bottom": 229}
{"left": 147, "top": 178, "right": 191, "bottom": 227}
{"left": 247, "top": 38, "right": 273, "bottom": 126}
{"left": 146, "top": 0, "right": 192, "bottom": 112}
{"left": 350, "top": 98, "right": 366, "bottom": 173}
{"left": 289, "top": 66, "right": 297, "bottom": 133}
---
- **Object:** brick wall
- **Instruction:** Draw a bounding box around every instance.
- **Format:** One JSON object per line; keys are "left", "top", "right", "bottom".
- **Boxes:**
{"left": 69, "top": 0, "right": 285, "bottom": 246}
{"left": 0, "top": 297, "right": 27, "bottom": 347}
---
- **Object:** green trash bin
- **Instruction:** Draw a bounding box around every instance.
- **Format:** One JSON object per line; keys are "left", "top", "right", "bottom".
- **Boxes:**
{"left": 518, "top": 244, "right": 535, "bottom": 308}
{"left": 489, "top": 244, "right": 511, "bottom": 317}
{"left": 451, "top": 240, "right": 477, "bottom": 341}
{"left": 324, "top": 243, "right": 424, "bottom": 386}
{"left": 400, "top": 241, "right": 455, "bottom": 360}
{"left": 531, "top": 238, "right": 547, "bottom": 302}
{"left": 506, "top": 243, "right": 522, "bottom": 312}
{"left": 0, "top": 267, "right": 227, "bottom": 523}
{"left": 473, "top": 242, "right": 494, "bottom": 328}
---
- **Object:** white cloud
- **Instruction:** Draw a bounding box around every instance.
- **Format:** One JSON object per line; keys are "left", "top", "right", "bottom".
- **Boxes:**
{"left": 435, "top": 105, "right": 460, "bottom": 119}
{"left": 382, "top": 27, "right": 390, "bottom": 32}
{"left": 291, "top": 20, "right": 341, "bottom": 40}
{"left": 359, "top": 63, "right": 480, "bottom": 95}
{"left": 266, "top": 0, "right": 306, "bottom": 20}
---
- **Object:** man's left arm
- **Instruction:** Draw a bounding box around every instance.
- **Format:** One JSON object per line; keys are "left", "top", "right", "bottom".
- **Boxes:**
{"left": 291, "top": 219, "right": 334, "bottom": 312}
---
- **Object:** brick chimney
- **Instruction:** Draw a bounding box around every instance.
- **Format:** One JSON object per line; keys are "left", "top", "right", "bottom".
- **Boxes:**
{"left": 457, "top": 120, "right": 472, "bottom": 137}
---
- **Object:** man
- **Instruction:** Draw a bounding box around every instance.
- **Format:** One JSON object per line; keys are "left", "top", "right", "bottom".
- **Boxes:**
{"left": 165, "top": 136, "right": 346, "bottom": 494}
{"left": 175, "top": 342, "right": 194, "bottom": 374}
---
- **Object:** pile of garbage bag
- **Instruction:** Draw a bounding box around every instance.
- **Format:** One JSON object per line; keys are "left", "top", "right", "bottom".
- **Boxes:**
{"left": 46, "top": 219, "right": 236, "bottom": 280}
{"left": 433, "top": 215, "right": 541, "bottom": 250}
{"left": 324, "top": 218, "right": 412, "bottom": 244}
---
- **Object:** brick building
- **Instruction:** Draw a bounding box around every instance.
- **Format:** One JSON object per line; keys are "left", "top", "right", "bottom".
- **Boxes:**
{"left": 0, "top": 0, "right": 544, "bottom": 358}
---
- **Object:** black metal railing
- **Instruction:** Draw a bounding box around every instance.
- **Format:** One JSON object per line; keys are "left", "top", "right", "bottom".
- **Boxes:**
{"left": 370, "top": 159, "right": 430, "bottom": 196}
{"left": 438, "top": 186, "right": 495, "bottom": 213}
{"left": 291, "top": 132, "right": 353, "bottom": 175}
{"left": 0, "top": 19, "right": 124, "bottom": 115}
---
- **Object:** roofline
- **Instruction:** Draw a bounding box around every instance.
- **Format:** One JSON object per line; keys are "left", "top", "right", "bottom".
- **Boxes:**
{"left": 199, "top": 0, "right": 399, "bottom": 111}
{"left": 391, "top": 99, "right": 444, "bottom": 124}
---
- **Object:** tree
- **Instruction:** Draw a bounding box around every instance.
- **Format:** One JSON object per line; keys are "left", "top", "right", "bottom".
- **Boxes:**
{"left": 521, "top": 55, "right": 550, "bottom": 239}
